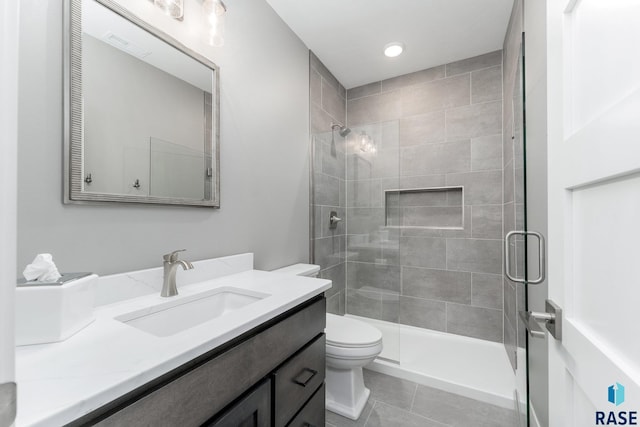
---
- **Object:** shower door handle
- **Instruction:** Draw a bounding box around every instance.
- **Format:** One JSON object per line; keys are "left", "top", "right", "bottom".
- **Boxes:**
{"left": 504, "top": 230, "right": 546, "bottom": 285}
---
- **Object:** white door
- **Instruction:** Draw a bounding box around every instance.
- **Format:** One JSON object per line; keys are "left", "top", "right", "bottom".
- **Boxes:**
{"left": 0, "top": 2, "right": 19, "bottom": 426}
{"left": 547, "top": 0, "right": 640, "bottom": 425}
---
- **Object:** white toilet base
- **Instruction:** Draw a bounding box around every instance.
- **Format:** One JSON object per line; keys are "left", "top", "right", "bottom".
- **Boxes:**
{"left": 325, "top": 365, "right": 371, "bottom": 420}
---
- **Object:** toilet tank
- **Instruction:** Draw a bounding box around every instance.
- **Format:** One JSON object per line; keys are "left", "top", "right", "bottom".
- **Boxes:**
{"left": 271, "top": 263, "right": 320, "bottom": 278}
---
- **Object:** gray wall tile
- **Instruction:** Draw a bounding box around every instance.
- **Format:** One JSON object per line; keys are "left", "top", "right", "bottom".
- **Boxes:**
{"left": 326, "top": 292, "right": 345, "bottom": 315}
{"left": 346, "top": 207, "right": 385, "bottom": 235}
{"left": 314, "top": 173, "right": 340, "bottom": 206}
{"left": 399, "top": 174, "right": 447, "bottom": 189}
{"left": 310, "top": 51, "right": 345, "bottom": 98}
{"left": 504, "top": 313, "right": 517, "bottom": 371}
{"left": 471, "top": 273, "right": 503, "bottom": 309}
{"left": 503, "top": 277, "right": 517, "bottom": 328}
{"left": 322, "top": 79, "right": 346, "bottom": 123}
{"left": 446, "top": 171, "right": 502, "bottom": 205}
{"left": 399, "top": 236, "right": 446, "bottom": 269}
{"left": 446, "top": 101, "right": 502, "bottom": 140}
{"left": 471, "top": 65, "right": 503, "bottom": 104}
{"left": 346, "top": 289, "right": 381, "bottom": 318}
{"left": 310, "top": 102, "right": 335, "bottom": 134}
{"left": 347, "top": 81, "right": 381, "bottom": 100}
{"left": 399, "top": 211, "right": 471, "bottom": 239}
{"left": 446, "top": 303, "right": 503, "bottom": 342}
{"left": 446, "top": 238, "right": 502, "bottom": 274}
{"left": 314, "top": 235, "right": 345, "bottom": 270}
{"left": 400, "top": 140, "right": 471, "bottom": 176}
{"left": 346, "top": 180, "right": 373, "bottom": 208}
{"left": 320, "top": 141, "right": 345, "bottom": 179}
{"left": 371, "top": 148, "right": 400, "bottom": 179}
{"left": 471, "top": 134, "right": 503, "bottom": 171}
{"left": 397, "top": 189, "right": 451, "bottom": 206}
{"left": 347, "top": 261, "right": 400, "bottom": 294}
{"left": 399, "top": 111, "right": 446, "bottom": 146}
{"left": 399, "top": 296, "right": 446, "bottom": 331}
{"left": 504, "top": 159, "right": 515, "bottom": 203}
{"left": 402, "top": 74, "right": 470, "bottom": 117}
{"left": 321, "top": 262, "right": 346, "bottom": 296}
{"left": 381, "top": 292, "right": 399, "bottom": 322}
{"left": 347, "top": 90, "right": 401, "bottom": 126}
{"left": 381, "top": 65, "right": 446, "bottom": 92}
{"left": 446, "top": 50, "right": 503, "bottom": 76}
{"left": 403, "top": 267, "right": 472, "bottom": 304}
{"left": 402, "top": 206, "right": 463, "bottom": 228}
{"left": 471, "top": 205, "right": 502, "bottom": 239}
{"left": 341, "top": 53, "right": 506, "bottom": 344}
{"left": 310, "top": 69, "right": 321, "bottom": 106}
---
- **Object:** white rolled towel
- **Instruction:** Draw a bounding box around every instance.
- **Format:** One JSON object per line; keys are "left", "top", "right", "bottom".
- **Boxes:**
{"left": 23, "top": 253, "right": 62, "bottom": 282}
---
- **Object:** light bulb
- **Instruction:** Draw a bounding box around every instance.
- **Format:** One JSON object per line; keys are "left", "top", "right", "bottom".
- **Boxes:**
{"left": 384, "top": 42, "right": 404, "bottom": 58}
{"left": 203, "top": 0, "right": 226, "bottom": 47}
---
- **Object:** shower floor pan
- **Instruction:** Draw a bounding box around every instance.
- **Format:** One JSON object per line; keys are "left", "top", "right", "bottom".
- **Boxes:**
{"left": 347, "top": 315, "right": 522, "bottom": 410}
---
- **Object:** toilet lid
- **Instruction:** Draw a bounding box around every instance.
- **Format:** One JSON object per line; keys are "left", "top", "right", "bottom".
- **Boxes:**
{"left": 325, "top": 314, "right": 382, "bottom": 348}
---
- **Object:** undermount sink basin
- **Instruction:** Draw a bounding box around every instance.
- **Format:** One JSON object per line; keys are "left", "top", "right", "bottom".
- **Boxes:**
{"left": 116, "top": 287, "right": 270, "bottom": 337}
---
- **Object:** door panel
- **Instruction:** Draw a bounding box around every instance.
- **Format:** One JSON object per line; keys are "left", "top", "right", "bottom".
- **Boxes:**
{"left": 547, "top": 0, "right": 640, "bottom": 424}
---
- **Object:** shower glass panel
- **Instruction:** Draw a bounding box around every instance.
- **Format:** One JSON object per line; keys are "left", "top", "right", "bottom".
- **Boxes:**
{"left": 344, "top": 121, "right": 401, "bottom": 363}
{"left": 340, "top": 47, "right": 528, "bottom": 425}
{"left": 510, "top": 40, "right": 529, "bottom": 427}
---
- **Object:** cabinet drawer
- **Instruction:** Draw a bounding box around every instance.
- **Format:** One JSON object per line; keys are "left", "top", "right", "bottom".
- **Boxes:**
{"left": 204, "top": 379, "right": 271, "bottom": 427}
{"left": 274, "top": 335, "right": 325, "bottom": 427}
{"left": 287, "top": 383, "right": 325, "bottom": 427}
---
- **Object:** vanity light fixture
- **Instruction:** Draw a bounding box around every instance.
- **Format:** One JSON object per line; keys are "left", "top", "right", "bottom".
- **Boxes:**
{"left": 153, "top": 0, "right": 184, "bottom": 20}
{"left": 202, "top": 0, "right": 227, "bottom": 47}
{"left": 384, "top": 42, "right": 404, "bottom": 58}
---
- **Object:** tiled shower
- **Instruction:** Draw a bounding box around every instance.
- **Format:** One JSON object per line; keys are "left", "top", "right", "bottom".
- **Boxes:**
{"left": 310, "top": 48, "right": 525, "bottom": 354}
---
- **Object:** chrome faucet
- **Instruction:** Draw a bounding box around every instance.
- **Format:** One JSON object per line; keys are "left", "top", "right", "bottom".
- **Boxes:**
{"left": 161, "top": 249, "right": 194, "bottom": 297}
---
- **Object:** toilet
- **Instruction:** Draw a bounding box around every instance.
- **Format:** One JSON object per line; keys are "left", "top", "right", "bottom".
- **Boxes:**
{"left": 271, "top": 264, "right": 383, "bottom": 420}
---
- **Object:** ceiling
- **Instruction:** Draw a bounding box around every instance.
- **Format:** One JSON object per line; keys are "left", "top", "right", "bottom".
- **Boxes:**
{"left": 265, "top": 0, "right": 514, "bottom": 89}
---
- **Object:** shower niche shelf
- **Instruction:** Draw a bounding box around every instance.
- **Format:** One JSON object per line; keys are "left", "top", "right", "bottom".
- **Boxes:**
{"left": 384, "top": 186, "right": 464, "bottom": 229}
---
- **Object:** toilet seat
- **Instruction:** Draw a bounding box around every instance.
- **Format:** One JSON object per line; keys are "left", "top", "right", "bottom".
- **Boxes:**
{"left": 325, "top": 313, "right": 383, "bottom": 348}
{"left": 326, "top": 341, "right": 383, "bottom": 360}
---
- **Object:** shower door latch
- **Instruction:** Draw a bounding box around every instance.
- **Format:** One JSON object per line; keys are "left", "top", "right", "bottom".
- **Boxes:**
{"left": 519, "top": 299, "right": 562, "bottom": 341}
{"left": 0, "top": 382, "right": 17, "bottom": 426}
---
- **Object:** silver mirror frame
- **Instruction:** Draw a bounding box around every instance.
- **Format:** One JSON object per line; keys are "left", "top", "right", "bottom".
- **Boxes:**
{"left": 63, "top": 0, "right": 220, "bottom": 207}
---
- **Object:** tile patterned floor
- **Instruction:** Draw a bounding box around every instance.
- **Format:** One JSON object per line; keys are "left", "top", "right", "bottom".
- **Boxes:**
{"left": 325, "top": 370, "right": 517, "bottom": 427}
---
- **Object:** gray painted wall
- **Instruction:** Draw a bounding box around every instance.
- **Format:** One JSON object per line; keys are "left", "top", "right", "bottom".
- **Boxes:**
{"left": 344, "top": 53, "right": 506, "bottom": 343}
{"left": 17, "top": 0, "right": 310, "bottom": 275}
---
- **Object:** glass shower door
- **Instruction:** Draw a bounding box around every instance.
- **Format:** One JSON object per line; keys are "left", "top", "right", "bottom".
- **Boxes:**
{"left": 505, "top": 38, "right": 530, "bottom": 427}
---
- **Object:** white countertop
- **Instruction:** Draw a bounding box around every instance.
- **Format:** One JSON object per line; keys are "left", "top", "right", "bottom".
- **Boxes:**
{"left": 15, "top": 256, "right": 330, "bottom": 426}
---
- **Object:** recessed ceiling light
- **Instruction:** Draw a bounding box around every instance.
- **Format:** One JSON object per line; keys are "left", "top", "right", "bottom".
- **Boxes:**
{"left": 384, "top": 42, "right": 404, "bottom": 58}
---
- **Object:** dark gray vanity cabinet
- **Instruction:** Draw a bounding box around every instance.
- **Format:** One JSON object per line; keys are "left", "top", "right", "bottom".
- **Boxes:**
{"left": 70, "top": 296, "right": 326, "bottom": 427}
{"left": 204, "top": 379, "right": 272, "bottom": 427}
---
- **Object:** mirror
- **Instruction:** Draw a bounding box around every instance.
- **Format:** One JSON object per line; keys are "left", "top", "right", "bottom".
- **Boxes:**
{"left": 64, "top": 0, "right": 220, "bottom": 207}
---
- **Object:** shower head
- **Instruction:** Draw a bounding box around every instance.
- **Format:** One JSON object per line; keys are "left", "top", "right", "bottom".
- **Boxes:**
{"left": 331, "top": 123, "right": 351, "bottom": 137}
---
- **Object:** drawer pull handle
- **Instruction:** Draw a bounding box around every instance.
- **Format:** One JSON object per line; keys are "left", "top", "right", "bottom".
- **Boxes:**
{"left": 293, "top": 368, "right": 318, "bottom": 387}
{"left": 303, "top": 423, "right": 315, "bottom": 427}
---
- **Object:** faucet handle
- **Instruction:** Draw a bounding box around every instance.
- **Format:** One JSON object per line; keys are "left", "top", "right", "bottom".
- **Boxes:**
{"left": 163, "top": 249, "right": 186, "bottom": 263}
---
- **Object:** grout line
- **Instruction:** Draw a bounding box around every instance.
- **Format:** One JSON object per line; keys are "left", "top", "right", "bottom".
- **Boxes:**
{"left": 409, "top": 383, "right": 418, "bottom": 412}
{"left": 363, "top": 400, "right": 377, "bottom": 426}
